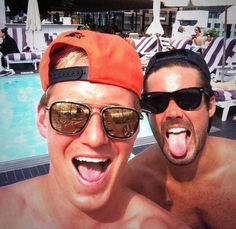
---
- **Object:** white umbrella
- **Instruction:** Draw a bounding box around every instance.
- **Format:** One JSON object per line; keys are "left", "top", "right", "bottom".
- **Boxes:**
{"left": 26, "top": 0, "right": 41, "bottom": 49}
{"left": 0, "top": 0, "right": 6, "bottom": 26}
{"left": 146, "top": 0, "right": 164, "bottom": 36}
{"left": 163, "top": 0, "right": 236, "bottom": 82}
{"left": 219, "top": 5, "right": 236, "bottom": 24}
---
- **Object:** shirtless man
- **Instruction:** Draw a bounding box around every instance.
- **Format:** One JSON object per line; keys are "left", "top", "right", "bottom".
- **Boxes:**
{"left": 0, "top": 31, "right": 187, "bottom": 228}
{"left": 125, "top": 49, "right": 236, "bottom": 229}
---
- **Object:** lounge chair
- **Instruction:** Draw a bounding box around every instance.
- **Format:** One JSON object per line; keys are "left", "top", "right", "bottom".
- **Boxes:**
{"left": 159, "top": 37, "right": 171, "bottom": 52}
{"left": 0, "top": 69, "right": 15, "bottom": 77}
{"left": 5, "top": 27, "right": 39, "bottom": 71}
{"left": 202, "top": 36, "right": 236, "bottom": 81}
{"left": 205, "top": 37, "right": 236, "bottom": 121}
{"left": 170, "top": 38, "right": 193, "bottom": 49}
{"left": 212, "top": 85, "right": 236, "bottom": 121}
{"left": 136, "top": 35, "right": 158, "bottom": 57}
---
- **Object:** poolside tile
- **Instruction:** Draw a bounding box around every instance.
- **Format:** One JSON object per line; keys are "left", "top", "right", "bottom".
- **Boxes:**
{"left": 133, "top": 144, "right": 153, "bottom": 155}
{"left": 22, "top": 168, "right": 33, "bottom": 179}
{"left": 15, "top": 169, "right": 25, "bottom": 181}
{"left": 6, "top": 171, "right": 17, "bottom": 184}
{"left": 29, "top": 167, "right": 40, "bottom": 177}
{"left": 37, "top": 164, "right": 49, "bottom": 175}
{"left": 44, "top": 164, "right": 50, "bottom": 173}
{"left": 0, "top": 173, "right": 8, "bottom": 186}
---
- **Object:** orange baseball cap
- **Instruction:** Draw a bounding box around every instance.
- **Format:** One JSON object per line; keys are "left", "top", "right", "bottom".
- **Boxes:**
{"left": 39, "top": 30, "right": 143, "bottom": 97}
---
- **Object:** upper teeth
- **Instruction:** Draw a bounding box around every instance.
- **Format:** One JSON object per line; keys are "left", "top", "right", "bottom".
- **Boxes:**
{"left": 75, "top": 157, "right": 107, "bottom": 163}
{"left": 168, "top": 128, "right": 186, "bottom": 134}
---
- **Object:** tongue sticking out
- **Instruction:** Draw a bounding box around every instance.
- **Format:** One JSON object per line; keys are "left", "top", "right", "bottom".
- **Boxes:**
{"left": 168, "top": 132, "right": 187, "bottom": 158}
{"left": 78, "top": 162, "right": 103, "bottom": 182}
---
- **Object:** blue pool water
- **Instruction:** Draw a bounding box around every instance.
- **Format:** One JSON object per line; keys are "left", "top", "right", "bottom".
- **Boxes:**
{"left": 0, "top": 74, "right": 47, "bottom": 162}
{"left": 0, "top": 74, "right": 153, "bottom": 162}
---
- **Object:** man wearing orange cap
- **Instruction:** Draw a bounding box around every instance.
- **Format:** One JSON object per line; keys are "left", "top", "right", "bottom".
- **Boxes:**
{"left": 0, "top": 31, "right": 188, "bottom": 228}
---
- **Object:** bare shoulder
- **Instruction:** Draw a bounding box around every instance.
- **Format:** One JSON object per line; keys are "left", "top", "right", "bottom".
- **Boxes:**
{"left": 204, "top": 137, "right": 236, "bottom": 182}
{"left": 208, "top": 136, "right": 236, "bottom": 166}
{"left": 0, "top": 176, "right": 46, "bottom": 226}
{"left": 126, "top": 143, "right": 162, "bottom": 170}
{"left": 124, "top": 143, "right": 164, "bottom": 187}
{"left": 0, "top": 182, "right": 27, "bottom": 226}
{"left": 201, "top": 137, "right": 236, "bottom": 227}
{"left": 209, "top": 136, "right": 236, "bottom": 154}
{"left": 128, "top": 191, "right": 190, "bottom": 229}
{"left": 212, "top": 136, "right": 236, "bottom": 178}
{"left": 0, "top": 181, "right": 28, "bottom": 209}
{"left": 207, "top": 138, "right": 236, "bottom": 193}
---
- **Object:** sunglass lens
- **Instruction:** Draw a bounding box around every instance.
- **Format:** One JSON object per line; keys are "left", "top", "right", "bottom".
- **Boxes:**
{"left": 102, "top": 107, "right": 140, "bottom": 138}
{"left": 143, "top": 94, "right": 169, "bottom": 113}
{"left": 50, "top": 102, "right": 90, "bottom": 134}
{"left": 176, "top": 88, "right": 202, "bottom": 110}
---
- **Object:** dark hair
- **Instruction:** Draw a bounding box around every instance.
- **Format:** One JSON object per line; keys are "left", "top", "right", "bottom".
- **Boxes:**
{"left": 1, "top": 27, "right": 8, "bottom": 35}
{"left": 195, "top": 26, "right": 201, "bottom": 33}
{"left": 144, "top": 49, "right": 212, "bottom": 94}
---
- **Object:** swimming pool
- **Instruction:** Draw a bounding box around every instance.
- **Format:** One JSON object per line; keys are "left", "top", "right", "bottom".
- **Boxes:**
{"left": 0, "top": 74, "right": 153, "bottom": 163}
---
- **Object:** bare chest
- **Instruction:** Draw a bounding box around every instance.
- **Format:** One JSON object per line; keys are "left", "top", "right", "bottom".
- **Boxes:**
{"left": 155, "top": 180, "right": 235, "bottom": 229}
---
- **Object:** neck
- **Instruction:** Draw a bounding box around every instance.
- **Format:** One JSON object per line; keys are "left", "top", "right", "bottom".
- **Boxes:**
{"left": 41, "top": 169, "right": 129, "bottom": 228}
{"left": 41, "top": 172, "right": 91, "bottom": 228}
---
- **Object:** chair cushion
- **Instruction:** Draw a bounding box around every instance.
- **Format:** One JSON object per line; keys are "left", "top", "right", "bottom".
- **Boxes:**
{"left": 6, "top": 52, "right": 37, "bottom": 61}
{"left": 171, "top": 38, "right": 192, "bottom": 49}
{"left": 136, "top": 36, "right": 158, "bottom": 55}
{"left": 213, "top": 88, "right": 236, "bottom": 101}
{"left": 202, "top": 37, "right": 236, "bottom": 74}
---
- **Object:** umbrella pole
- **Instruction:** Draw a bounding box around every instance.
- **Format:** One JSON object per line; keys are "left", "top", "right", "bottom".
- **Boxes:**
{"left": 221, "top": 6, "right": 228, "bottom": 82}
{"left": 32, "top": 30, "right": 35, "bottom": 50}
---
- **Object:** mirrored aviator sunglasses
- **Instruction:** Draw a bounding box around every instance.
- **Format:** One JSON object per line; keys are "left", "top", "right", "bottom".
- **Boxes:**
{"left": 141, "top": 87, "right": 209, "bottom": 114}
{"left": 45, "top": 101, "right": 143, "bottom": 139}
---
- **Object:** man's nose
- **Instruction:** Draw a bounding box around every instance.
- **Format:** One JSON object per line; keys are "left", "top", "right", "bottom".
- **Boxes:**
{"left": 79, "top": 112, "right": 109, "bottom": 147}
{"left": 165, "top": 99, "right": 184, "bottom": 119}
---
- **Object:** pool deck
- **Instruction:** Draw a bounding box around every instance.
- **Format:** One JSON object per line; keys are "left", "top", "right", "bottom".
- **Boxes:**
{"left": 1, "top": 104, "right": 236, "bottom": 187}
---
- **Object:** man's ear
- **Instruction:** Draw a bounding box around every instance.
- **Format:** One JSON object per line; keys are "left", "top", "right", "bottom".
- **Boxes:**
{"left": 37, "top": 104, "right": 48, "bottom": 139}
{"left": 208, "top": 95, "right": 216, "bottom": 118}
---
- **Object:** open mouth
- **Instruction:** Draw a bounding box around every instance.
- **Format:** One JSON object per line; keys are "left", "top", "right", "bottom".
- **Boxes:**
{"left": 166, "top": 127, "right": 191, "bottom": 158}
{"left": 166, "top": 127, "right": 191, "bottom": 138}
{"left": 72, "top": 157, "right": 111, "bottom": 183}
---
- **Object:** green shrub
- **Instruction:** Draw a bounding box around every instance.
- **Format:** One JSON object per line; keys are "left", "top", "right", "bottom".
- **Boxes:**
{"left": 203, "top": 28, "right": 219, "bottom": 37}
{"left": 78, "top": 24, "right": 91, "bottom": 30}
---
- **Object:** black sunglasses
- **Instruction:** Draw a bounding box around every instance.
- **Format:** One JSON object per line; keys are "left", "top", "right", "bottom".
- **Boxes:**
{"left": 45, "top": 101, "right": 143, "bottom": 139}
{"left": 141, "top": 87, "right": 209, "bottom": 114}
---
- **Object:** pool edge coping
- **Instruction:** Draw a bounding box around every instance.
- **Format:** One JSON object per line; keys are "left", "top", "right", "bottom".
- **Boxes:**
{"left": 0, "top": 136, "right": 156, "bottom": 173}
